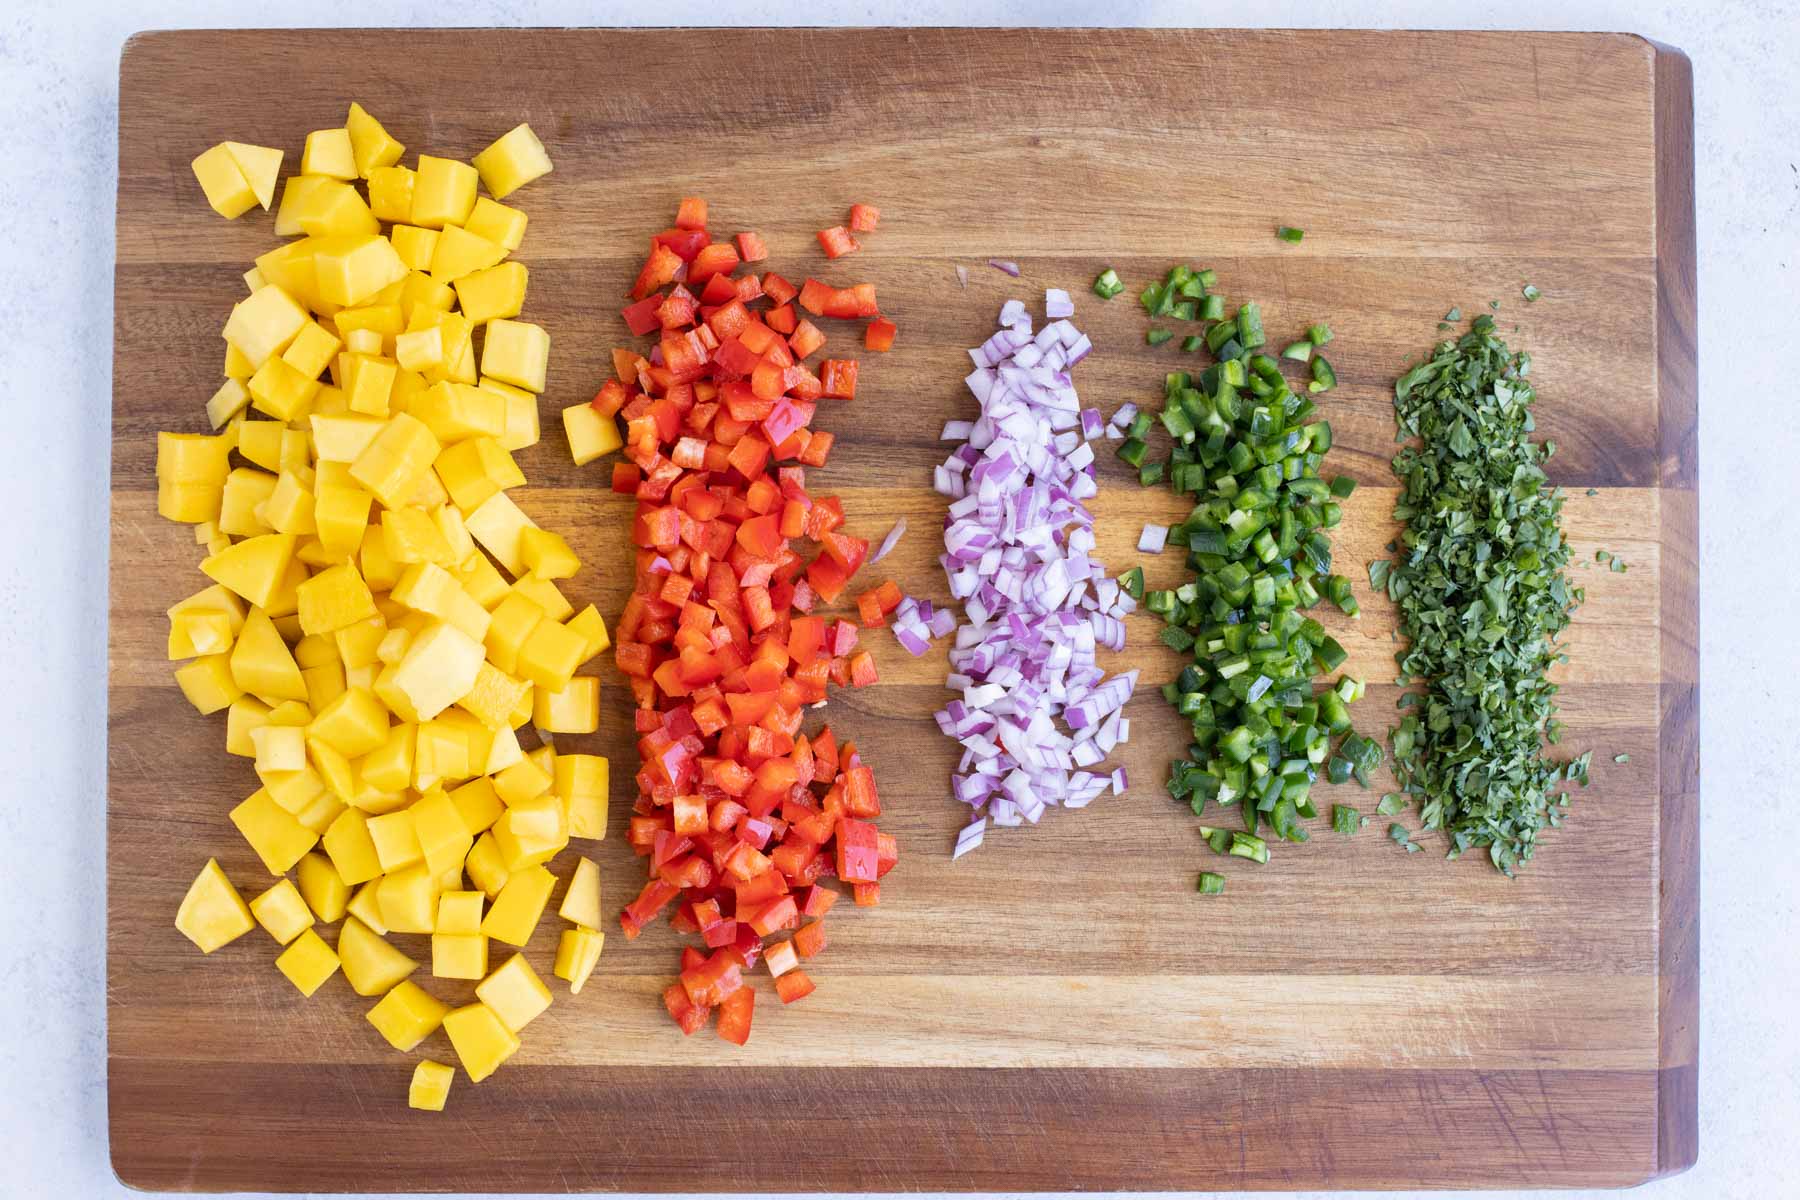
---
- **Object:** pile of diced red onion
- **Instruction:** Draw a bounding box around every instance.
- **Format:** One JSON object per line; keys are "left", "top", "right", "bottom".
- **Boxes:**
{"left": 890, "top": 289, "right": 1137, "bottom": 857}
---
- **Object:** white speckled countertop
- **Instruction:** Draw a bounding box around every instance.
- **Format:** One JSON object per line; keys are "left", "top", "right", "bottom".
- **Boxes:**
{"left": 2, "top": 2, "right": 1795, "bottom": 1197}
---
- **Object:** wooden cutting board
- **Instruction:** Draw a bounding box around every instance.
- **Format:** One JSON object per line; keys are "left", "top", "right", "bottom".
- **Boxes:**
{"left": 108, "top": 27, "right": 1697, "bottom": 1192}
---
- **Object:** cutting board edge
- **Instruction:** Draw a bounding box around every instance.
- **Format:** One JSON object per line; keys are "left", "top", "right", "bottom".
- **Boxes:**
{"left": 104, "top": 26, "right": 1698, "bottom": 1194}
{"left": 1649, "top": 37, "right": 1700, "bottom": 1185}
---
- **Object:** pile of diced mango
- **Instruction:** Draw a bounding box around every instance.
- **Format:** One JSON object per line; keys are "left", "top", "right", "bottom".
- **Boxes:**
{"left": 166, "top": 104, "right": 610, "bottom": 1113}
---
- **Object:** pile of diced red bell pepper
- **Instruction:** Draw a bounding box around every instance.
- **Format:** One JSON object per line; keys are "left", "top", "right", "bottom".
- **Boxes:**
{"left": 600, "top": 198, "right": 898, "bottom": 1044}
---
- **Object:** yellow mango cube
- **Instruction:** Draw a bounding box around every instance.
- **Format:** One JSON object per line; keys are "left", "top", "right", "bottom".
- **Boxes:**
{"left": 202, "top": 532, "right": 296, "bottom": 610}
{"left": 516, "top": 617, "right": 586, "bottom": 692}
{"left": 222, "top": 141, "right": 282, "bottom": 209}
{"left": 480, "top": 319, "right": 549, "bottom": 393}
{"left": 350, "top": 413, "right": 441, "bottom": 509}
{"left": 394, "top": 323, "right": 447, "bottom": 374}
{"left": 225, "top": 285, "right": 309, "bottom": 369}
{"left": 229, "top": 606, "right": 307, "bottom": 701}
{"left": 302, "top": 661, "right": 347, "bottom": 714}
{"left": 398, "top": 271, "right": 457, "bottom": 328}
{"left": 558, "top": 857, "right": 602, "bottom": 929}
{"left": 555, "top": 753, "right": 610, "bottom": 841}
{"left": 169, "top": 609, "right": 233, "bottom": 659}
{"left": 274, "top": 927, "right": 342, "bottom": 997}
{"left": 480, "top": 377, "right": 540, "bottom": 451}
{"left": 448, "top": 777, "right": 503, "bottom": 835}
{"left": 334, "top": 303, "right": 405, "bottom": 345}
{"left": 315, "top": 487, "right": 373, "bottom": 561}
{"left": 465, "top": 197, "right": 528, "bottom": 251}
{"left": 282, "top": 320, "right": 342, "bottom": 379}
{"left": 167, "top": 585, "right": 247, "bottom": 661}
{"left": 480, "top": 863, "right": 555, "bottom": 947}
{"left": 301, "top": 127, "right": 358, "bottom": 179}
{"left": 431, "top": 933, "right": 488, "bottom": 980}
{"left": 463, "top": 832, "right": 512, "bottom": 899}
{"left": 411, "top": 380, "right": 506, "bottom": 446}
{"left": 207, "top": 378, "right": 252, "bottom": 429}
{"left": 217, "top": 480, "right": 275, "bottom": 539}
{"left": 476, "top": 952, "right": 553, "bottom": 1032}
{"left": 294, "top": 180, "right": 381, "bottom": 238}
{"left": 534, "top": 676, "right": 598, "bottom": 735}
{"left": 367, "top": 980, "right": 450, "bottom": 1053}
{"left": 429, "top": 224, "right": 507, "bottom": 283}
{"left": 442, "top": 1002, "right": 519, "bottom": 1083}
{"left": 309, "top": 685, "right": 390, "bottom": 758}
{"left": 225, "top": 340, "right": 256, "bottom": 380}
{"left": 553, "top": 927, "right": 605, "bottom": 994}
{"left": 450, "top": 661, "right": 523, "bottom": 732}
{"left": 272, "top": 175, "right": 333, "bottom": 238}
{"left": 413, "top": 717, "right": 473, "bottom": 786}
{"left": 260, "top": 469, "right": 318, "bottom": 537}
{"left": 454, "top": 555, "right": 511, "bottom": 614}
{"left": 367, "top": 808, "right": 424, "bottom": 873}
{"left": 334, "top": 613, "right": 387, "bottom": 670}
{"left": 562, "top": 402, "right": 623, "bottom": 466}
{"left": 230, "top": 788, "right": 318, "bottom": 874}
{"left": 472, "top": 124, "right": 552, "bottom": 200}
{"left": 367, "top": 163, "right": 416, "bottom": 223}
{"left": 439, "top": 436, "right": 526, "bottom": 515}
{"left": 250, "top": 724, "right": 307, "bottom": 773}
{"left": 409, "top": 1059, "right": 455, "bottom": 1111}
{"left": 156, "top": 479, "right": 222, "bottom": 525}
{"left": 378, "top": 862, "right": 439, "bottom": 934}
{"left": 223, "top": 695, "right": 271, "bottom": 756}
{"left": 157, "top": 431, "right": 233, "bottom": 487}
{"left": 389, "top": 224, "right": 439, "bottom": 272}
{"left": 310, "top": 413, "right": 385, "bottom": 463}
{"left": 294, "top": 789, "right": 348, "bottom": 837}
{"left": 383, "top": 506, "right": 457, "bottom": 567}
{"left": 337, "top": 914, "right": 418, "bottom": 995}
{"left": 414, "top": 788, "right": 475, "bottom": 875}
{"left": 390, "top": 620, "right": 485, "bottom": 721}
{"left": 520, "top": 527, "right": 580, "bottom": 581}
{"left": 248, "top": 356, "right": 323, "bottom": 423}
{"left": 296, "top": 850, "right": 351, "bottom": 922}
{"left": 249, "top": 878, "right": 314, "bottom": 945}
{"left": 436, "top": 889, "right": 485, "bottom": 934}
{"left": 464, "top": 491, "right": 536, "bottom": 577}
{"left": 345, "top": 878, "right": 386, "bottom": 933}
{"left": 412, "top": 155, "right": 479, "bottom": 229}
{"left": 191, "top": 143, "right": 258, "bottom": 218}
{"left": 175, "top": 858, "right": 255, "bottom": 953}
{"left": 493, "top": 756, "right": 552, "bottom": 808}
{"left": 313, "top": 234, "right": 409, "bottom": 309}
{"left": 481, "top": 593, "right": 543, "bottom": 677}
{"left": 565, "top": 605, "right": 611, "bottom": 660}
{"left": 492, "top": 795, "right": 567, "bottom": 877}
{"left": 345, "top": 102, "right": 404, "bottom": 177}
{"left": 296, "top": 562, "right": 377, "bottom": 635}
{"left": 341, "top": 354, "right": 397, "bottom": 417}
{"left": 322, "top": 807, "right": 384, "bottom": 885}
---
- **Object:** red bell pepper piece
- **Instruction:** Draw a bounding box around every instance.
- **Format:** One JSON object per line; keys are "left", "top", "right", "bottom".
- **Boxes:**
{"left": 689, "top": 242, "right": 741, "bottom": 283}
{"left": 835, "top": 817, "right": 879, "bottom": 883}
{"left": 774, "top": 969, "right": 815, "bottom": 1004}
{"left": 865, "top": 318, "right": 897, "bottom": 351}
{"left": 734, "top": 231, "right": 768, "bottom": 262}
{"left": 793, "top": 920, "right": 828, "bottom": 958}
{"left": 715, "top": 986, "right": 754, "bottom": 1046}
{"left": 622, "top": 296, "right": 664, "bottom": 335}
{"left": 816, "top": 225, "right": 860, "bottom": 258}
{"left": 848, "top": 651, "right": 878, "bottom": 688}
{"left": 847, "top": 204, "right": 880, "bottom": 232}
{"left": 820, "top": 359, "right": 859, "bottom": 399}
{"left": 674, "top": 196, "right": 708, "bottom": 230}
{"left": 664, "top": 981, "right": 712, "bottom": 1033}
{"left": 788, "top": 319, "right": 826, "bottom": 360}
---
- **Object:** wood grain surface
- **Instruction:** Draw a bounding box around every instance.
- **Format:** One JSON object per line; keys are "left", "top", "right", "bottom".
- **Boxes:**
{"left": 108, "top": 27, "right": 1697, "bottom": 1192}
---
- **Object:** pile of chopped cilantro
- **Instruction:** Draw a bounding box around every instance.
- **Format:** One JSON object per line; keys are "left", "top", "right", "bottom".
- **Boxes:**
{"left": 1372, "top": 314, "right": 1591, "bottom": 874}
